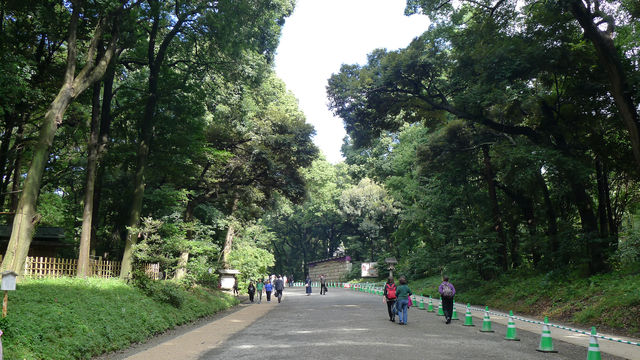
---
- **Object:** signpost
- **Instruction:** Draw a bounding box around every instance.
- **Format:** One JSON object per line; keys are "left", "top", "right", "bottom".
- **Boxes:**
{"left": 1, "top": 271, "right": 17, "bottom": 318}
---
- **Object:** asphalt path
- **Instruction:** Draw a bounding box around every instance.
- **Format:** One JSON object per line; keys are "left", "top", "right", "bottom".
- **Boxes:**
{"left": 197, "top": 287, "right": 624, "bottom": 360}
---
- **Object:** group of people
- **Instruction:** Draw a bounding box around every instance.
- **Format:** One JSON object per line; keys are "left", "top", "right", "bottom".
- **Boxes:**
{"left": 383, "top": 275, "right": 456, "bottom": 325}
{"left": 246, "top": 275, "right": 287, "bottom": 304}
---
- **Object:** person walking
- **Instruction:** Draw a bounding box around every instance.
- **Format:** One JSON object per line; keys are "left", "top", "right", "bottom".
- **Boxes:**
{"left": 320, "top": 275, "right": 327, "bottom": 295}
{"left": 248, "top": 281, "right": 256, "bottom": 303}
{"left": 256, "top": 279, "right": 264, "bottom": 304}
{"left": 232, "top": 277, "right": 239, "bottom": 296}
{"left": 265, "top": 280, "right": 273, "bottom": 302}
{"left": 395, "top": 276, "right": 412, "bottom": 325}
{"left": 383, "top": 277, "right": 397, "bottom": 322}
{"left": 305, "top": 276, "right": 312, "bottom": 296}
{"left": 275, "top": 275, "right": 285, "bottom": 303}
{"left": 439, "top": 275, "right": 456, "bottom": 324}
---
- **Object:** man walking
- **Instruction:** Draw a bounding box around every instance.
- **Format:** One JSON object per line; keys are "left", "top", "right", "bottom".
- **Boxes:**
{"left": 320, "top": 275, "right": 327, "bottom": 295}
{"left": 274, "top": 275, "right": 285, "bottom": 303}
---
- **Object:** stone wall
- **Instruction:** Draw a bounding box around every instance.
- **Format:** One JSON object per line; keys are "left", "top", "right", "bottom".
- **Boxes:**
{"left": 308, "top": 256, "right": 352, "bottom": 282}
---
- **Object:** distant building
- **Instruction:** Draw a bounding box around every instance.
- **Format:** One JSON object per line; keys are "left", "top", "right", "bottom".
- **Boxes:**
{"left": 0, "top": 226, "right": 70, "bottom": 258}
{"left": 308, "top": 255, "right": 352, "bottom": 282}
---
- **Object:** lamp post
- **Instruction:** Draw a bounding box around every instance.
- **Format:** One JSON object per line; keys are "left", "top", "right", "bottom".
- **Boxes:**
{"left": 385, "top": 257, "right": 397, "bottom": 278}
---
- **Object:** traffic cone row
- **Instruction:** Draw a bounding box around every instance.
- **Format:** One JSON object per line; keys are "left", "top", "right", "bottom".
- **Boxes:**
{"left": 350, "top": 286, "right": 603, "bottom": 359}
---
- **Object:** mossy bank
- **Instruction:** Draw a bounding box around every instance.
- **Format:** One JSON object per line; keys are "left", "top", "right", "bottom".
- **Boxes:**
{"left": 0, "top": 277, "right": 239, "bottom": 360}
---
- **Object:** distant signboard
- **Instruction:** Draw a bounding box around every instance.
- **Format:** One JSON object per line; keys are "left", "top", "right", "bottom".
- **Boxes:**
{"left": 361, "top": 262, "right": 378, "bottom": 277}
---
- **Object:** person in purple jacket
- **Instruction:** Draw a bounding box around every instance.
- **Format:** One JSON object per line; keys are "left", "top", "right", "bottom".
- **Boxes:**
{"left": 438, "top": 276, "right": 456, "bottom": 324}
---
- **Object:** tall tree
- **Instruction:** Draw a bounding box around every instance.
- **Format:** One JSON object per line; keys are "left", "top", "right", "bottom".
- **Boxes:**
{"left": 1, "top": 1, "right": 126, "bottom": 275}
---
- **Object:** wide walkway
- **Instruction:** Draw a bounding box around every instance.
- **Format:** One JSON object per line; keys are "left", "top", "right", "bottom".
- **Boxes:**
{"left": 102, "top": 287, "right": 637, "bottom": 360}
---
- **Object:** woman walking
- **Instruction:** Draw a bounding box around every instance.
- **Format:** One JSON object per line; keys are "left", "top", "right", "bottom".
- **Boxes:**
{"left": 305, "top": 276, "right": 312, "bottom": 296}
{"left": 248, "top": 281, "right": 256, "bottom": 303}
{"left": 384, "top": 277, "right": 397, "bottom": 322}
{"left": 438, "top": 276, "right": 456, "bottom": 324}
{"left": 265, "top": 280, "right": 273, "bottom": 302}
{"left": 395, "top": 276, "right": 412, "bottom": 325}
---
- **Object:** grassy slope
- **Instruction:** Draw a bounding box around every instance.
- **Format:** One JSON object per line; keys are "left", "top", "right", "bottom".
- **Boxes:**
{"left": 409, "top": 271, "right": 640, "bottom": 337}
{"left": 0, "top": 278, "right": 239, "bottom": 360}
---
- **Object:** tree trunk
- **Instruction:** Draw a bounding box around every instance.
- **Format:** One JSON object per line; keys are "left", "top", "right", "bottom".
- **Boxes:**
{"left": 481, "top": 145, "right": 508, "bottom": 271}
{"left": 568, "top": 0, "right": 640, "bottom": 171}
{"left": 175, "top": 201, "right": 196, "bottom": 280}
{"left": 221, "top": 197, "right": 240, "bottom": 269}
{"left": 568, "top": 177, "right": 607, "bottom": 274}
{"left": 77, "top": 82, "right": 102, "bottom": 278}
{"left": 0, "top": 114, "right": 15, "bottom": 208}
{"left": 90, "top": 58, "right": 116, "bottom": 255}
{"left": 9, "top": 123, "right": 25, "bottom": 215}
{"left": 121, "top": 9, "right": 185, "bottom": 279}
{"left": 0, "top": 7, "right": 118, "bottom": 276}
{"left": 595, "top": 156, "right": 609, "bottom": 239}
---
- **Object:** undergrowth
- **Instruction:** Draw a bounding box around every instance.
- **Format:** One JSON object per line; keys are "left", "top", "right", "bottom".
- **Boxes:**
{"left": 409, "top": 271, "right": 640, "bottom": 337}
{"left": 0, "top": 277, "right": 239, "bottom": 360}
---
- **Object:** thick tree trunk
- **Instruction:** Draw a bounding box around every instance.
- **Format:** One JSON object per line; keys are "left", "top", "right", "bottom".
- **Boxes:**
{"left": 481, "top": 145, "right": 508, "bottom": 271}
{"left": 77, "top": 82, "right": 102, "bottom": 278}
{"left": 568, "top": 178, "right": 607, "bottom": 274}
{"left": 0, "top": 8, "right": 117, "bottom": 276}
{"left": 568, "top": 0, "right": 640, "bottom": 171}
{"left": 221, "top": 197, "right": 240, "bottom": 269}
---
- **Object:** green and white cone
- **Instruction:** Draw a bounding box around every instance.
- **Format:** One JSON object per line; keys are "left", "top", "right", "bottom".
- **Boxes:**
{"left": 463, "top": 304, "right": 475, "bottom": 326}
{"left": 451, "top": 302, "right": 459, "bottom": 320}
{"left": 536, "top": 316, "right": 558, "bottom": 353}
{"left": 587, "top": 327, "right": 602, "bottom": 360}
{"left": 504, "top": 310, "right": 520, "bottom": 341}
{"left": 480, "top": 306, "right": 494, "bottom": 332}
{"left": 437, "top": 302, "right": 445, "bottom": 316}
{"left": 419, "top": 297, "right": 425, "bottom": 310}
{"left": 427, "top": 297, "right": 434, "bottom": 312}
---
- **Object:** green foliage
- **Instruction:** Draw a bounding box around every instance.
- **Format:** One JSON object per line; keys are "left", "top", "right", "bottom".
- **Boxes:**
{"left": 1, "top": 277, "right": 239, "bottom": 360}
{"left": 228, "top": 223, "right": 276, "bottom": 290}
{"left": 131, "top": 269, "right": 186, "bottom": 308}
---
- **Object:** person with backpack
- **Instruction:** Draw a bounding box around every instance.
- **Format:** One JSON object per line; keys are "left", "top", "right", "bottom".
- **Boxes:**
{"left": 383, "top": 277, "right": 397, "bottom": 322}
{"left": 396, "top": 276, "right": 412, "bottom": 325}
{"left": 438, "top": 275, "right": 456, "bottom": 324}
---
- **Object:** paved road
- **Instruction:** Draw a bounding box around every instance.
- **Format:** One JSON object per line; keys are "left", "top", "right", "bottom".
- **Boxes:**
{"left": 102, "top": 287, "right": 634, "bottom": 360}
{"left": 199, "top": 287, "right": 623, "bottom": 360}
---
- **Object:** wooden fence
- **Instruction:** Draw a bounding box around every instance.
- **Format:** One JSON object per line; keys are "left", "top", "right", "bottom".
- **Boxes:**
{"left": 0, "top": 255, "right": 160, "bottom": 280}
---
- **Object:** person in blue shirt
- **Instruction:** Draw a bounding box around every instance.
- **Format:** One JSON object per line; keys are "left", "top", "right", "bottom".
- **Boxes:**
{"left": 264, "top": 280, "right": 273, "bottom": 302}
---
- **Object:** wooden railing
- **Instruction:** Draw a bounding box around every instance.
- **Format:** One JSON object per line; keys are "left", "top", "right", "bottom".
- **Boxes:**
{"left": 0, "top": 255, "right": 160, "bottom": 280}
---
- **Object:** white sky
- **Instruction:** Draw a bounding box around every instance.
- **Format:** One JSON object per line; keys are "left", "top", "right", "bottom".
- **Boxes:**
{"left": 274, "top": 0, "right": 430, "bottom": 164}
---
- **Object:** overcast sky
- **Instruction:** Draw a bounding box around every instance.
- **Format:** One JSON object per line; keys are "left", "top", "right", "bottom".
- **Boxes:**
{"left": 274, "top": 0, "right": 430, "bottom": 164}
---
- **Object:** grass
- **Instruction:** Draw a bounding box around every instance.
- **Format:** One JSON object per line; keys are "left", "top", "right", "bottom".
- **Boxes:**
{"left": 407, "top": 271, "right": 640, "bottom": 337}
{"left": 0, "top": 277, "right": 239, "bottom": 360}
